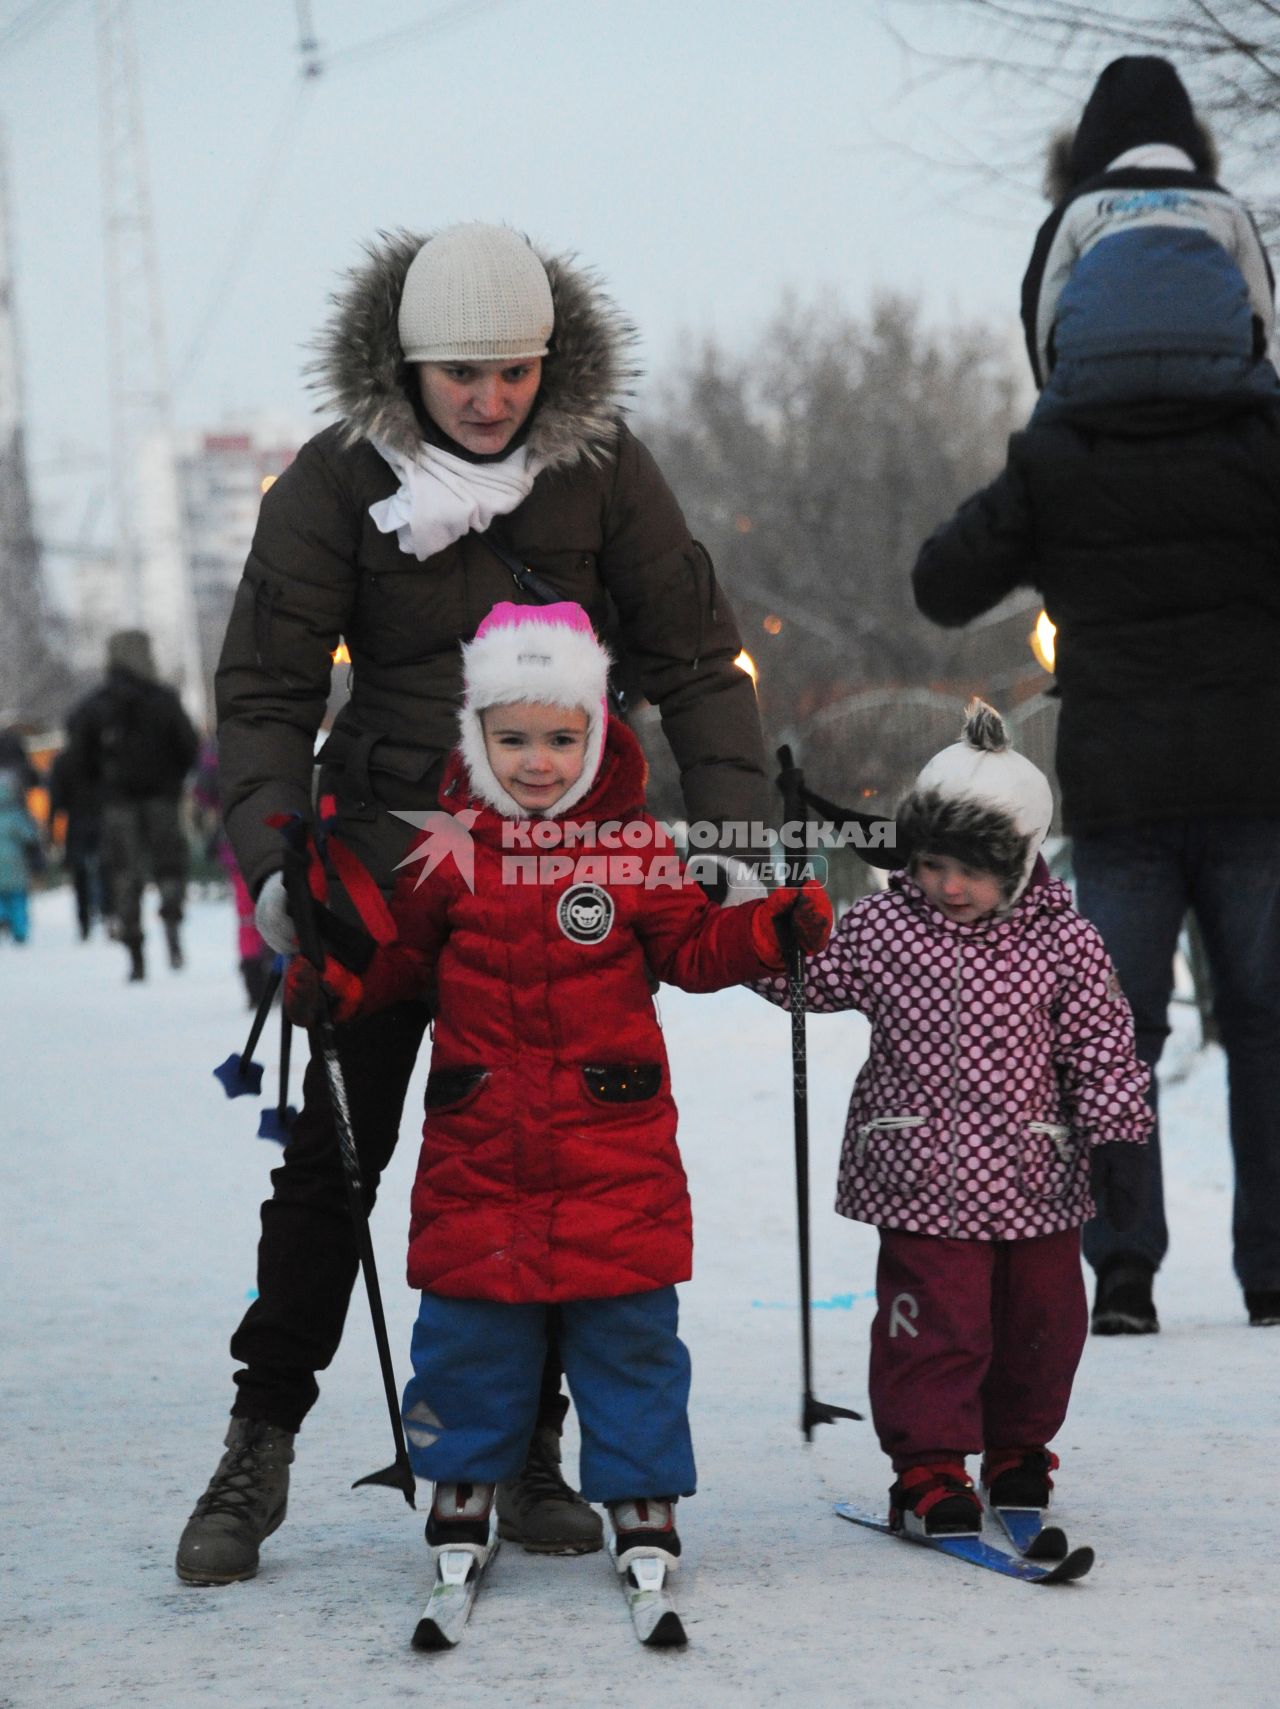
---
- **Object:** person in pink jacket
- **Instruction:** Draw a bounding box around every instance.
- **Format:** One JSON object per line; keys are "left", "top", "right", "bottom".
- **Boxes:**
{"left": 757, "top": 701, "right": 1152, "bottom": 1538}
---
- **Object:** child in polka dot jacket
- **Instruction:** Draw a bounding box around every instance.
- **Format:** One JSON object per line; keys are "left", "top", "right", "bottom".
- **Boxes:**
{"left": 756, "top": 701, "right": 1152, "bottom": 1539}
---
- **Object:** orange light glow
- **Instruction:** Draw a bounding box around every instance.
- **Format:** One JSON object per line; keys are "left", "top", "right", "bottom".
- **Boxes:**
{"left": 332, "top": 642, "right": 351, "bottom": 665}
{"left": 260, "top": 474, "right": 278, "bottom": 494}
{"left": 734, "top": 650, "right": 758, "bottom": 686}
{"left": 734, "top": 515, "right": 753, "bottom": 534}
{"left": 1030, "top": 610, "right": 1056, "bottom": 673}
{"left": 762, "top": 614, "right": 782, "bottom": 635}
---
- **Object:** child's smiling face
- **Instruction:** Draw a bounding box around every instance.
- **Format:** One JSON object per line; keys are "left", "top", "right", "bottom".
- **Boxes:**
{"left": 481, "top": 702, "right": 590, "bottom": 812}
{"left": 913, "top": 851, "right": 1006, "bottom": 924}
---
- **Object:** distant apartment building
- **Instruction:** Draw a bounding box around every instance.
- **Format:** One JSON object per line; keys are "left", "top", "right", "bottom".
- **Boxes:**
{"left": 182, "top": 428, "right": 299, "bottom": 701}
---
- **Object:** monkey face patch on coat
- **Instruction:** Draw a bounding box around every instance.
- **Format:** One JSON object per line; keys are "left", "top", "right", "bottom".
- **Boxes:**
{"left": 557, "top": 884, "right": 615, "bottom": 945}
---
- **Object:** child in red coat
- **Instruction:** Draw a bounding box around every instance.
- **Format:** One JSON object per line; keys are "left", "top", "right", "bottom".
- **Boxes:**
{"left": 755, "top": 702, "right": 1151, "bottom": 1539}
{"left": 313, "top": 600, "right": 829, "bottom": 1620}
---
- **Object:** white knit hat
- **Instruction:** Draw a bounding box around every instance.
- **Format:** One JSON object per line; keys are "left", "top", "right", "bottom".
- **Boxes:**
{"left": 398, "top": 225, "right": 555, "bottom": 363}
{"left": 898, "top": 700, "right": 1054, "bottom": 901}
{"left": 458, "top": 601, "right": 611, "bottom": 819}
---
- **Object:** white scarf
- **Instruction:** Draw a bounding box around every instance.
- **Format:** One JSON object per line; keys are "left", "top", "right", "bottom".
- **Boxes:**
{"left": 369, "top": 438, "right": 542, "bottom": 562}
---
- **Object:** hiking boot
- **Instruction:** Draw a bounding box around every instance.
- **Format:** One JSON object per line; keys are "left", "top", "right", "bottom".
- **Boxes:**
{"left": 425, "top": 1481, "right": 496, "bottom": 1552}
{"left": 165, "top": 920, "right": 184, "bottom": 970}
{"left": 126, "top": 941, "right": 145, "bottom": 982}
{"left": 1091, "top": 1258, "right": 1158, "bottom": 1335}
{"left": 608, "top": 1497, "right": 681, "bottom": 1570}
{"left": 889, "top": 1461, "right": 982, "bottom": 1538}
{"left": 175, "top": 1419, "right": 295, "bottom": 1585}
{"left": 1245, "top": 1289, "right": 1280, "bottom": 1327}
{"left": 495, "top": 1425, "right": 603, "bottom": 1554}
{"left": 981, "top": 1448, "right": 1059, "bottom": 1509}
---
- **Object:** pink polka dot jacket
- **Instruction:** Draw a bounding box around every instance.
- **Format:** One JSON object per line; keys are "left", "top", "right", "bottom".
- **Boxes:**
{"left": 756, "top": 870, "right": 1152, "bottom": 1241}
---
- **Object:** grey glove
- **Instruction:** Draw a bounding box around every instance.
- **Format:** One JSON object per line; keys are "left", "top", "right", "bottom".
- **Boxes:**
{"left": 692, "top": 855, "right": 769, "bottom": 908}
{"left": 254, "top": 871, "right": 299, "bottom": 956}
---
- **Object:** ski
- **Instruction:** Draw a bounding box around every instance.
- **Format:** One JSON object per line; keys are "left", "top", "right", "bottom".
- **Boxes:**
{"left": 411, "top": 1536, "right": 500, "bottom": 1651}
{"left": 989, "top": 1504, "right": 1070, "bottom": 1562}
{"left": 611, "top": 1545, "right": 687, "bottom": 1648}
{"left": 834, "top": 1504, "right": 1093, "bottom": 1585}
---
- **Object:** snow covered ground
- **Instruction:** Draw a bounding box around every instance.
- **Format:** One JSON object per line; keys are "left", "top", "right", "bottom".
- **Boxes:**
{"left": 4, "top": 887, "right": 1278, "bottom": 1709}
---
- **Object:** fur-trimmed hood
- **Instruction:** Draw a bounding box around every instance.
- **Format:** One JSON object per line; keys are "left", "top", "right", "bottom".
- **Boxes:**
{"left": 308, "top": 228, "right": 641, "bottom": 472}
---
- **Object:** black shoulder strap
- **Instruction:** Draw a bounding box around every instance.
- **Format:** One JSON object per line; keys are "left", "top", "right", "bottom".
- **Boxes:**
{"left": 480, "top": 530, "right": 566, "bottom": 607}
{"left": 479, "top": 531, "right": 628, "bottom": 713}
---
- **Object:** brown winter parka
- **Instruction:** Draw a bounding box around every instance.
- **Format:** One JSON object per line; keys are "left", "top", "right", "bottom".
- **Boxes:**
{"left": 215, "top": 230, "right": 770, "bottom": 894}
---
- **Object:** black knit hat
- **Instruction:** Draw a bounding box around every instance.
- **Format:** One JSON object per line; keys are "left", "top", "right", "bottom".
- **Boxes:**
{"left": 1068, "top": 56, "right": 1212, "bottom": 186}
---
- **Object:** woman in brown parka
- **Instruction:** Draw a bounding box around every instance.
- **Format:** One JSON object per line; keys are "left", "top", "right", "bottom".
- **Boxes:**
{"left": 176, "top": 224, "right": 770, "bottom": 1586}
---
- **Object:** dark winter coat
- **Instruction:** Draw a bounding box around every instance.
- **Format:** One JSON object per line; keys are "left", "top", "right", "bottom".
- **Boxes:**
{"left": 48, "top": 747, "right": 103, "bottom": 863}
{"left": 66, "top": 668, "right": 198, "bottom": 804}
{"left": 215, "top": 231, "right": 770, "bottom": 899}
{"left": 755, "top": 870, "right": 1151, "bottom": 1241}
{"left": 353, "top": 719, "right": 769, "bottom": 1303}
{"left": 912, "top": 405, "right": 1280, "bottom": 833}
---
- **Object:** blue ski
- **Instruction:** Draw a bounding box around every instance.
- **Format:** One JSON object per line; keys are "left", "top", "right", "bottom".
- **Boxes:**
{"left": 989, "top": 1505, "right": 1070, "bottom": 1562}
{"left": 834, "top": 1504, "right": 1093, "bottom": 1585}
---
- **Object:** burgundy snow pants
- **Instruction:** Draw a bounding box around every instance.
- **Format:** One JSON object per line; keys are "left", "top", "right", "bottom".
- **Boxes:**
{"left": 869, "top": 1227, "right": 1087, "bottom": 1469}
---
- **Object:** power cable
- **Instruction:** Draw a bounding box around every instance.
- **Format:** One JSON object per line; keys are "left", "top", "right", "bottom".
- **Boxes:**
{"left": 172, "top": 76, "right": 312, "bottom": 394}
{"left": 169, "top": 0, "right": 529, "bottom": 392}
{"left": 0, "top": 0, "right": 74, "bottom": 54}
{"left": 319, "top": 0, "right": 526, "bottom": 73}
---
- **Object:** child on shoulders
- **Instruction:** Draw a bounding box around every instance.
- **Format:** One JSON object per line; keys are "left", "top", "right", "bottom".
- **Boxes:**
{"left": 1023, "top": 55, "right": 1278, "bottom": 421}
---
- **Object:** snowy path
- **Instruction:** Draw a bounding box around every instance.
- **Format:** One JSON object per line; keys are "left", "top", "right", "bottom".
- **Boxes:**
{"left": 4, "top": 889, "right": 1277, "bottom": 1708}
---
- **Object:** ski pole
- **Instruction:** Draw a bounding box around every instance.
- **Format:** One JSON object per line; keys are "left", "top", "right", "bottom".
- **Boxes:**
{"left": 777, "top": 745, "right": 863, "bottom": 1442}
{"left": 212, "top": 963, "right": 282, "bottom": 1098}
{"left": 281, "top": 831, "right": 417, "bottom": 1508}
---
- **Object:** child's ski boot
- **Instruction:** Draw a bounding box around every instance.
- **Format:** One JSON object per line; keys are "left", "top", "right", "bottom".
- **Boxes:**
{"left": 608, "top": 1498, "right": 686, "bottom": 1648}
{"left": 981, "top": 1448, "right": 1058, "bottom": 1509}
{"left": 888, "top": 1461, "right": 983, "bottom": 1538}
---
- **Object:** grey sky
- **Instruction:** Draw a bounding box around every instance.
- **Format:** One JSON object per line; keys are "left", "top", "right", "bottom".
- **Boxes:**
{"left": 5, "top": 0, "right": 1085, "bottom": 552}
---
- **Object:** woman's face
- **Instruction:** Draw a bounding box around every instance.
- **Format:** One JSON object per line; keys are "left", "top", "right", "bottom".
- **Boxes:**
{"left": 416, "top": 358, "right": 542, "bottom": 455}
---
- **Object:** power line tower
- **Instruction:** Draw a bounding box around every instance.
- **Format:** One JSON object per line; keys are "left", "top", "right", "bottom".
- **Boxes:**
{"left": 0, "top": 123, "right": 72, "bottom": 725}
{"left": 95, "top": 0, "right": 204, "bottom": 721}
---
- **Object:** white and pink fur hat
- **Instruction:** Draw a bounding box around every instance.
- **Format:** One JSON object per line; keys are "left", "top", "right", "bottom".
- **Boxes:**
{"left": 458, "top": 601, "right": 612, "bottom": 818}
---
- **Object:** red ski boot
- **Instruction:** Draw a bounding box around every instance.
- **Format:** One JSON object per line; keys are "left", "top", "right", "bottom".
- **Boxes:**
{"left": 889, "top": 1461, "right": 982, "bottom": 1538}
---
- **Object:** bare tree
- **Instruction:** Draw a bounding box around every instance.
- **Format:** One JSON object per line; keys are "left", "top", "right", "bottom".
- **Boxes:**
{"left": 883, "top": 0, "right": 1280, "bottom": 235}
{"left": 634, "top": 293, "right": 1027, "bottom": 817}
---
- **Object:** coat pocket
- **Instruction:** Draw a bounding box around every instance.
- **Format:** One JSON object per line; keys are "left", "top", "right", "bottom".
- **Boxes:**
{"left": 581, "top": 1064, "right": 663, "bottom": 1104}
{"left": 424, "top": 1066, "right": 489, "bottom": 1112}
{"left": 1018, "top": 1121, "right": 1085, "bottom": 1201}
{"left": 853, "top": 1115, "right": 932, "bottom": 1195}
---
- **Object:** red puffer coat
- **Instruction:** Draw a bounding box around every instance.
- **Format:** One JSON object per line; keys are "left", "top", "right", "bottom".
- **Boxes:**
{"left": 360, "top": 718, "right": 769, "bottom": 1302}
{"left": 756, "top": 867, "right": 1151, "bottom": 1241}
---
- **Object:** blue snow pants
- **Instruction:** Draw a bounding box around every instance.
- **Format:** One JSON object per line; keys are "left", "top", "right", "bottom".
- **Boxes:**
{"left": 401, "top": 1287, "right": 696, "bottom": 1503}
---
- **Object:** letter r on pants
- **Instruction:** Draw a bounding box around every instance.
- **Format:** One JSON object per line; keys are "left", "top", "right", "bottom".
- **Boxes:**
{"left": 888, "top": 1291, "right": 920, "bottom": 1339}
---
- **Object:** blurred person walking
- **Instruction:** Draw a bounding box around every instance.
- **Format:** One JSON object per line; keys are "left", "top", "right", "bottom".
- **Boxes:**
{"left": 64, "top": 630, "right": 198, "bottom": 981}
{"left": 0, "top": 768, "right": 42, "bottom": 944}
{"left": 48, "top": 740, "right": 108, "bottom": 940}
